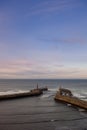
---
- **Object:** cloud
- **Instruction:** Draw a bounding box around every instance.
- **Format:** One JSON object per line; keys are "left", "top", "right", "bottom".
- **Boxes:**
{"left": 0, "top": 59, "right": 33, "bottom": 75}
{"left": 40, "top": 37, "right": 87, "bottom": 45}
{"left": 53, "top": 38, "right": 87, "bottom": 44}
{"left": 26, "top": 0, "right": 80, "bottom": 16}
{"left": 0, "top": 58, "right": 87, "bottom": 79}
{"left": 0, "top": 58, "right": 64, "bottom": 78}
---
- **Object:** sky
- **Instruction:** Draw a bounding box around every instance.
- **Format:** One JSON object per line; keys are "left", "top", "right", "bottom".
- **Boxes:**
{"left": 0, "top": 0, "right": 87, "bottom": 79}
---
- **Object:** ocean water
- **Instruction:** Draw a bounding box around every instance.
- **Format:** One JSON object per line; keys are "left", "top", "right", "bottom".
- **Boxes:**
{"left": 0, "top": 79, "right": 87, "bottom": 130}
{"left": 0, "top": 79, "right": 87, "bottom": 100}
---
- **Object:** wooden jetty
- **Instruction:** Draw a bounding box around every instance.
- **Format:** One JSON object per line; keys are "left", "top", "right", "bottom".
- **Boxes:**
{"left": 54, "top": 87, "right": 87, "bottom": 110}
{"left": 0, "top": 88, "right": 43, "bottom": 100}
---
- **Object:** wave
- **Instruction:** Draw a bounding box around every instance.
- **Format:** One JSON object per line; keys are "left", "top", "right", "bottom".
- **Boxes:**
{"left": 49, "top": 88, "right": 87, "bottom": 99}
{"left": 1, "top": 88, "right": 87, "bottom": 101}
{"left": 48, "top": 88, "right": 58, "bottom": 92}
{"left": 40, "top": 88, "right": 87, "bottom": 100}
{"left": 63, "top": 88, "right": 87, "bottom": 101}
{"left": 40, "top": 88, "right": 57, "bottom": 99}
{"left": 72, "top": 92, "right": 87, "bottom": 100}
{"left": 40, "top": 94, "right": 51, "bottom": 98}
{"left": 73, "top": 93, "right": 86, "bottom": 98}
{"left": 0, "top": 90, "right": 30, "bottom": 96}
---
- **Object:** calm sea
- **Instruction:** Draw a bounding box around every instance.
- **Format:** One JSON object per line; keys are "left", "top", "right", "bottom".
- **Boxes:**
{"left": 0, "top": 79, "right": 87, "bottom": 130}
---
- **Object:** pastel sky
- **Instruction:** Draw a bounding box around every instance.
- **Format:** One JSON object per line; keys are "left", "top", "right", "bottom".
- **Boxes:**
{"left": 0, "top": 0, "right": 87, "bottom": 79}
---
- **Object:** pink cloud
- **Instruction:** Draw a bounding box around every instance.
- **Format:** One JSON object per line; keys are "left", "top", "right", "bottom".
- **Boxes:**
{"left": 0, "top": 59, "right": 34, "bottom": 75}
{"left": 0, "top": 58, "right": 87, "bottom": 79}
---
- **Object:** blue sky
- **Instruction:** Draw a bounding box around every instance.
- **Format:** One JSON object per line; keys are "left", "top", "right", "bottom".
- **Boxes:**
{"left": 0, "top": 0, "right": 87, "bottom": 79}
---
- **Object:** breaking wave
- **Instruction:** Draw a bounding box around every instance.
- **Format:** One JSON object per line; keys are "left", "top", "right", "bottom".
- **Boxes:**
{"left": 40, "top": 88, "right": 57, "bottom": 99}
{"left": 0, "top": 90, "right": 30, "bottom": 96}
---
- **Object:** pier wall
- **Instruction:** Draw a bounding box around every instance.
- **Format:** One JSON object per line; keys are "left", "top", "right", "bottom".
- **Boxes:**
{"left": 55, "top": 94, "right": 87, "bottom": 109}
{"left": 0, "top": 89, "right": 42, "bottom": 100}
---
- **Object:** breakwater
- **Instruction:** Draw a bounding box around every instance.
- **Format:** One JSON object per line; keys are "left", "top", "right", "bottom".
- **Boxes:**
{"left": 0, "top": 89, "right": 43, "bottom": 100}
{"left": 55, "top": 88, "right": 87, "bottom": 110}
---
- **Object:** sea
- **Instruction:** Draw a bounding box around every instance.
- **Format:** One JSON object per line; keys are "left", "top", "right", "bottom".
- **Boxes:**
{"left": 0, "top": 79, "right": 87, "bottom": 130}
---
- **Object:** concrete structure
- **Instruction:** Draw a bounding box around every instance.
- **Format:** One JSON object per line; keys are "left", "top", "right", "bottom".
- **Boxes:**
{"left": 0, "top": 89, "right": 43, "bottom": 100}
{"left": 54, "top": 88, "right": 87, "bottom": 110}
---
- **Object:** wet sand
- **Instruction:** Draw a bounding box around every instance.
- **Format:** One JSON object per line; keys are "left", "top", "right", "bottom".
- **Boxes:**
{"left": 0, "top": 95, "right": 87, "bottom": 130}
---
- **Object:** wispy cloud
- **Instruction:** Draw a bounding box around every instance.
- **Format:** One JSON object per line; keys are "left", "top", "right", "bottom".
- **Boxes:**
{"left": 0, "top": 59, "right": 87, "bottom": 79}
{"left": 0, "top": 58, "right": 64, "bottom": 78}
{"left": 26, "top": 0, "right": 81, "bottom": 16}
{"left": 40, "top": 37, "right": 87, "bottom": 45}
{"left": 0, "top": 59, "right": 33, "bottom": 75}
